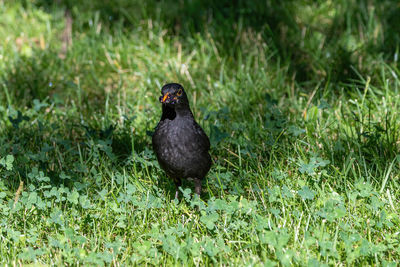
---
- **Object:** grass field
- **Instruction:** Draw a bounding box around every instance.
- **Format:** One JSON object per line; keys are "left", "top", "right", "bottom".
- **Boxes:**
{"left": 0, "top": 0, "right": 400, "bottom": 265}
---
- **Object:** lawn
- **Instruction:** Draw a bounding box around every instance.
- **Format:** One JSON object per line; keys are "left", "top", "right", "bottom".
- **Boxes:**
{"left": 0, "top": 0, "right": 399, "bottom": 265}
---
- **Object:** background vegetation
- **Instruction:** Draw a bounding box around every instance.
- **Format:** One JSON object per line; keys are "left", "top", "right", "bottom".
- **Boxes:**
{"left": 0, "top": 0, "right": 399, "bottom": 265}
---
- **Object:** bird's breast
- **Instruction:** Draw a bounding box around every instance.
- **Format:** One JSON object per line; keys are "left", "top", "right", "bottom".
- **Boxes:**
{"left": 153, "top": 119, "right": 205, "bottom": 163}
{"left": 154, "top": 120, "right": 191, "bottom": 155}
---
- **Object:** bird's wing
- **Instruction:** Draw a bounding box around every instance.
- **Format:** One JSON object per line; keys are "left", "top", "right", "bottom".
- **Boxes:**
{"left": 192, "top": 121, "right": 210, "bottom": 151}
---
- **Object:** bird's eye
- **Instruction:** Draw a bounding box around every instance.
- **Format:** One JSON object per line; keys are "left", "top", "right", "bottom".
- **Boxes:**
{"left": 176, "top": 89, "right": 182, "bottom": 96}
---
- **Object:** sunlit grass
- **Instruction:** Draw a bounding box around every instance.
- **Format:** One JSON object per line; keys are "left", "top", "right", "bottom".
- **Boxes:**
{"left": 0, "top": 0, "right": 399, "bottom": 265}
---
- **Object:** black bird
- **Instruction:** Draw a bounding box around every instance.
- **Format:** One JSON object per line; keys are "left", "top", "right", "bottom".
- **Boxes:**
{"left": 152, "top": 83, "right": 212, "bottom": 198}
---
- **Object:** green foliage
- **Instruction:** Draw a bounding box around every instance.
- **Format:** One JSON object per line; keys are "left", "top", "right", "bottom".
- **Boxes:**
{"left": 0, "top": 0, "right": 399, "bottom": 265}
{"left": 0, "top": 155, "right": 14, "bottom": 170}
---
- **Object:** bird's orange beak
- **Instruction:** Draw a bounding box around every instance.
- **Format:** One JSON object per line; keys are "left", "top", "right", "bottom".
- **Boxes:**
{"left": 161, "top": 92, "right": 169, "bottom": 103}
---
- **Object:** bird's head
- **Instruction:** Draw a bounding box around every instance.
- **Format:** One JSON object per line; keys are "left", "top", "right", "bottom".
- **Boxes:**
{"left": 159, "top": 83, "right": 189, "bottom": 107}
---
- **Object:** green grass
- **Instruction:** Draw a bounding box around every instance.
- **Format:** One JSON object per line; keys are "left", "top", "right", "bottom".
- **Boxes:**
{"left": 0, "top": 0, "right": 400, "bottom": 265}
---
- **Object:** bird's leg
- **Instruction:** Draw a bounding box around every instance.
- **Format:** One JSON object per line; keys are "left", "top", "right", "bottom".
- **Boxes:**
{"left": 174, "top": 179, "right": 182, "bottom": 199}
{"left": 194, "top": 179, "right": 202, "bottom": 195}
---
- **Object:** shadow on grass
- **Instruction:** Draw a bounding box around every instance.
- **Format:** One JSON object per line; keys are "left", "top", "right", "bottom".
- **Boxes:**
{"left": 1, "top": 51, "right": 67, "bottom": 107}
{"left": 0, "top": 45, "right": 173, "bottom": 195}
{"left": 321, "top": 109, "right": 400, "bottom": 177}
{"left": 3, "top": 0, "right": 399, "bottom": 197}
{"left": 0, "top": 47, "right": 112, "bottom": 114}
{"left": 29, "top": 0, "right": 400, "bottom": 84}
{"left": 0, "top": 114, "right": 156, "bottom": 192}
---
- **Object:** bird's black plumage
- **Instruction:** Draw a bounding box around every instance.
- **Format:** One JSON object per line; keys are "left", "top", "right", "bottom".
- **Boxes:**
{"left": 152, "top": 83, "right": 211, "bottom": 198}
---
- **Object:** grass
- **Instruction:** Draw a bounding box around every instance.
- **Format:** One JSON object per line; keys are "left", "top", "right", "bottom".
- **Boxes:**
{"left": 0, "top": 0, "right": 399, "bottom": 265}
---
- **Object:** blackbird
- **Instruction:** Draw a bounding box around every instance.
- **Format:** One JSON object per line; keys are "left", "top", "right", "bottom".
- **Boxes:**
{"left": 152, "top": 83, "right": 212, "bottom": 198}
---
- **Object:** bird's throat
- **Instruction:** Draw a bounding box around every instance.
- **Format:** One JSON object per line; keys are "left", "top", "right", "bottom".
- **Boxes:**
{"left": 161, "top": 105, "right": 176, "bottom": 120}
{"left": 161, "top": 103, "right": 193, "bottom": 121}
